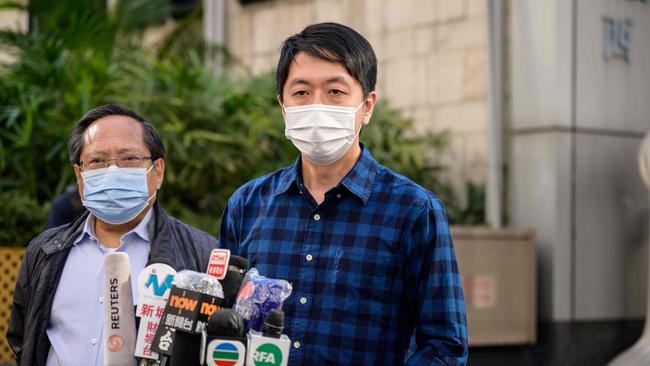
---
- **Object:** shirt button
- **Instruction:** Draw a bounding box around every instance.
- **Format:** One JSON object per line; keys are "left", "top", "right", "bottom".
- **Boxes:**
{"left": 300, "top": 297, "right": 307, "bottom": 304}
{"left": 98, "top": 296, "right": 104, "bottom": 304}
{"left": 91, "top": 338, "right": 98, "bottom": 345}
{"left": 293, "top": 341, "right": 301, "bottom": 349}
{"left": 306, "top": 254, "right": 313, "bottom": 262}
{"left": 336, "top": 193, "right": 341, "bottom": 198}
{"left": 313, "top": 214, "right": 321, "bottom": 221}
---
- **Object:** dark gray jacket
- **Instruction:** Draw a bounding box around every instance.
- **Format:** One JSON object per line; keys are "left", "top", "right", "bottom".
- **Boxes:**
{"left": 6, "top": 202, "right": 217, "bottom": 365}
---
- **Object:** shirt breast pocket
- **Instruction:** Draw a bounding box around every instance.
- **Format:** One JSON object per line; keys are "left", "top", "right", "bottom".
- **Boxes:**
{"left": 330, "top": 246, "right": 402, "bottom": 323}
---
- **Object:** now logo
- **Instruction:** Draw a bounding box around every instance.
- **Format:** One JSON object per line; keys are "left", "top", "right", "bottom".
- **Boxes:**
{"left": 169, "top": 294, "right": 198, "bottom": 311}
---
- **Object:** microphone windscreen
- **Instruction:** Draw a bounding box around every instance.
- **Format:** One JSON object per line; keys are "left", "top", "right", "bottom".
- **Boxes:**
{"left": 221, "top": 256, "right": 248, "bottom": 307}
{"left": 207, "top": 309, "right": 245, "bottom": 338}
{"left": 229, "top": 256, "right": 248, "bottom": 270}
{"left": 103, "top": 252, "right": 137, "bottom": 366}
{"left": 169, "top": 332, "right": 201, "bottom": 366}
{"left": 262, "top": 309, "right": 284, "bottom": 338}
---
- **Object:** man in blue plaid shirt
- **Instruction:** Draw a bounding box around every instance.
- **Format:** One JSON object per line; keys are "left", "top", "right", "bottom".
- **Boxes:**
{"left": 220, "top": 22, "right": 468, "bottom": 365}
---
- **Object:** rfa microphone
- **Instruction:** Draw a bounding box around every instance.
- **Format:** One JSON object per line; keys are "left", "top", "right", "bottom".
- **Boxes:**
{"left": 103, "top": 252, "right": 137, "bottom": 366}
{"left": 246, "top": 310, "right": 291, "bottom": 366}
{"left": 262, "top": 310, "right": 284, "bottom": 339}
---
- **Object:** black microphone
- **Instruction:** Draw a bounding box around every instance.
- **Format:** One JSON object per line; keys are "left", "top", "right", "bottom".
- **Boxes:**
{"left": 262, "top": 310, "right": 284, "bottom": 339}
{"left": 201, "top": 309, "right": 247, "bottom": 366}
{"left": 169, "top": 252, "right": 246, "bottom": 366}
{"left": 246, "top": 309, "right": 291, "bottom": 366}
{"left": 208, "top": 309, "right": 246, "bottom": 338}
{"left": 150, "top": 270, "right": 226, "bottom": 366}
{"left": 221, "top": 256, "right": 248, "bottom": 308}
{"left": 225, "top": 268, "right": 293, "bottom": 365}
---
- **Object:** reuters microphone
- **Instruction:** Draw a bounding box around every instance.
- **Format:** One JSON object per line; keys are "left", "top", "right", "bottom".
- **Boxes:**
{"left": 103, "top": 252, "right": 137, "bottom": 366}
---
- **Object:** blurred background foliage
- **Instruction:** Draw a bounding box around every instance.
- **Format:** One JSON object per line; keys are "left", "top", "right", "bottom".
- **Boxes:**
{"left": 0, "top": 0, "right": 484, "bottom": 246}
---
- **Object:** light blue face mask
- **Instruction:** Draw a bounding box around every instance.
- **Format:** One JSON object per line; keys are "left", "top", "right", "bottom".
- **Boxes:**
{"left": 81, "top": 165, "right": 155, "bottom": 225}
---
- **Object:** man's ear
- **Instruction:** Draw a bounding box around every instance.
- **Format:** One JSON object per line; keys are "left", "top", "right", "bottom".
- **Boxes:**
{"left": 277, "top": 95, "right": 286, "bottom": 118}
{"left": 153, "top": 158, "right": 165, "bottom": 190}
{"left": 362, "top": 91, "right": 378, "bottom": 126}
{"left": 73, "top": 164, "right": 84, "bottom": 198}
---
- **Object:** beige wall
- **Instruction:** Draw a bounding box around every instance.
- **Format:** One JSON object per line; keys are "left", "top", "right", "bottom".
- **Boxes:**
{"left": 0, "top": 10, "right": 28, "bottom": 63}
{"left": 509, "top": 0, "right": 650, "bottom": 321}
{"left": 224, "top": 0, "right": 489, "bottom": 189}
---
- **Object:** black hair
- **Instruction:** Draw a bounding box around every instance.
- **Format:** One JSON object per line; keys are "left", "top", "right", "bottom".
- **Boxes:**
{"left": 276, "top": 22, "right": 377, "bottom": 102}
{"left": 67, "top": 104, "right": 166, "bottom": 164}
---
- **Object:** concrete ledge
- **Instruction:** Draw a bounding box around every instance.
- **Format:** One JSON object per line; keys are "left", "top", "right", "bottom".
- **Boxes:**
{"left": 452, "top": 226, "right": 537, "bottom": 346}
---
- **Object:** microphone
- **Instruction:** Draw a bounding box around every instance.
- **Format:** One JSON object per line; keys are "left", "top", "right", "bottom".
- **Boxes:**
{"left": 149, "top": 249, "right": 246, "bottom": 366}
{"left": 103, "top": 252, "right": 137, "bottom": 366}
{"left": 134, "top": 263, "right": 177, "bottom": 360}
{"left": 232, "top": 269, "right": 293, "bottom": 366}
{"left": 262, "top": 310, "right": 284, "bottom": 339}
{"left": 207, "top": 249, "right": 248, "bottom": 308}
{"left": 233, "top": 268, "right": 292, "bottom": 332}
{"left": 246, "top": 310, "right": 291, "bottom": 366}
{"left": 150, "top": 270, "right": 226, "bottom": 366}
{"left": 201, "top": 309, "right": 247, "bottom": 366}
{"left": 150, "top": 266, "right": 294, "bottom": 366}
{"left": 207, "top": 309, "right": 246, "bottom": 338}
{"left": 220, "top": 256, "right": 248, "bottom": 308}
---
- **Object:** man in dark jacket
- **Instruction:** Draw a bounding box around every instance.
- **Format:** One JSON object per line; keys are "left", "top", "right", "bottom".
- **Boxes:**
{"left": 7, "top": 104, "right": 217, "bottom": 366}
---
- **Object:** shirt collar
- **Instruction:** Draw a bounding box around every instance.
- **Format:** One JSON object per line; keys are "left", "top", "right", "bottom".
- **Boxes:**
{"left": 272, "top": 155, "right": 302, "bottom": 197}
{"left": 74, "top": 207, "right": 153, "bottom": 246}
{"left": 273, "top": 143, "right": 378, "bottom": 205}
{"left": 339, "top": 144, "right": 377, "bottom": 205}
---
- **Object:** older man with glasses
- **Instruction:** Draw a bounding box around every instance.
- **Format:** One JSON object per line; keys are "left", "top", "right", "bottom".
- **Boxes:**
{"left": 7, "top": 104, "right": 217, "bottom": 366}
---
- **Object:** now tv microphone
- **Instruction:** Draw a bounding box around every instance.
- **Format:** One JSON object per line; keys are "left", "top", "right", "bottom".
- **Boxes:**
{"left": 103, "top": 252, "right": 137, "bottom": 366}
{"left": 150, "top": 270, "right": 226, "bottom": 366}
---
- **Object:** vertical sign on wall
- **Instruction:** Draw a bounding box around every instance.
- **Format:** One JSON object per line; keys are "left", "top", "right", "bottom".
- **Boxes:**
{"left": 602, "top": 17, "right": 632, "bottom": 62}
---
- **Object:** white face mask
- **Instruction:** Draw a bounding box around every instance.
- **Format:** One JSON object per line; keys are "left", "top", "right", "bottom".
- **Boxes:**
{"left": 283, "top": 102, "right": 364, "bottom": 166}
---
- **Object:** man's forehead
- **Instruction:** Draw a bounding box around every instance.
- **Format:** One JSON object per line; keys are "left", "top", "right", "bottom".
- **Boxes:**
{"left": 287, "top": 52, "right": 354, "bottom": 82}
{"left": 84, "top": 123, "right": 100, "bottom": 143}
{"left": 81, "top": 115, "right": 146, "bottom": 153}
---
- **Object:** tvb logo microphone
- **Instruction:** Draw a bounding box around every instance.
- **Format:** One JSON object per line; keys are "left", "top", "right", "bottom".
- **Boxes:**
{"left": 206, "top": 340, "right": 246, "bottom": 366}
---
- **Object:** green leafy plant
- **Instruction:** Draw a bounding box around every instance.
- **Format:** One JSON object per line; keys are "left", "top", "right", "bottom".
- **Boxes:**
{"left": 0, "top": 191, "right": 48, "bottom": 246}
{"left": 447, "top": 182, "right": 486, "bottom": 226}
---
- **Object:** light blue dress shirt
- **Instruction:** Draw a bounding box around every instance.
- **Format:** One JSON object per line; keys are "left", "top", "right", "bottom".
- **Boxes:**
{"left": 45, "top": 209, "right": 152, "bottom": 366}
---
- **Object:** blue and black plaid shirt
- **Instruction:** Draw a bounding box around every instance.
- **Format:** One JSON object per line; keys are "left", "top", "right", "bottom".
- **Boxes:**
{"left": 220, "top": 145, "right": 468, "bottom": 365}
